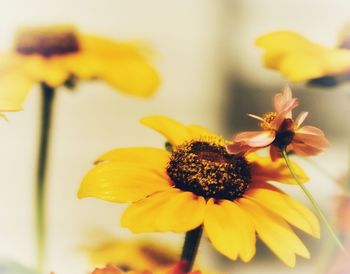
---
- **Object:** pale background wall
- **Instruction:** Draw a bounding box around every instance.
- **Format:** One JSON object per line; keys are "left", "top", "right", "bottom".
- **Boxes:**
{"left": 0, "top": 0, "right": 348, "bottom": 273}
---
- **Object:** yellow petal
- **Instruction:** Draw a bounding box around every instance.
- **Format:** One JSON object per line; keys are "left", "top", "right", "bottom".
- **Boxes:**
{"left": 239, "top": 198, "right": 310, "bottom": 267}
{"left": 154, "top": 191, "right": 205, "bottom": 232}
{"left": 221, "top": 200, "right": 256, "bottom": 262}
{"left": 101, "top": 59, "right": 160, "bottom": 97}
{"left": 86, "top": 234, "right": 177, "bottom": 270}
{"left": 121, "top": 188, "right": 183, "bottom": 232}
{"left": 0, "top": 52, "right": 22, "bottom": 71}
{"left": 22, "top": 55, "right": 69, "bottom": 87}
{"left": 80, "top": 35, "right": 146, "bottom": 59}
{"left": 140, "top": 115, "right": 191, "bottom": 146}
{"left": 247, "top": 187, "right": 320, "bottom": 238}
{"left": 140, "top": 116, "right": 221, "bottom": 148}
{"left": 80, "top": 35, "right": 160, "bottom": 97}
{"left": 0, "top": 70, "right": 34, "bottom": 111}
{"left": 187, "top": 125, "right": 221, "bottom": 141}
{"left": 248, "top": 154, "right": 309, "bottom": 184}
{"left": 203, "top": 199, "right": 239, "bottom": 260}
{"left": 59, "top": 53, "right": 99, "bottom": 79}
{"left": 78, "top": 162, "right": 171, "bottom": 203}
{"left": 256, "top": 31, "right": 350, "bottom": 82}
{"left": 95, "top": 146, "right": 169, "bottom": 169}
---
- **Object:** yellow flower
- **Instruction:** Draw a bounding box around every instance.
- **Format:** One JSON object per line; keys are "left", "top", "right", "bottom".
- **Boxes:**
{"left": 90, "top": 263, "right": 204, "bottom": 274}
{"left": 84, "top": 232, "right": 218, "bottom": 274}
{"left": 256, "top": 31, "right": 350, "bottom": 83}
{"left": 86, "top": 236, "right": 177, "bottom": 272}
{"left": 78, "top": 115, "right": 320, "bottom": 267}
{"left": 0, "top": 24, "right": 160, "bottom": 111}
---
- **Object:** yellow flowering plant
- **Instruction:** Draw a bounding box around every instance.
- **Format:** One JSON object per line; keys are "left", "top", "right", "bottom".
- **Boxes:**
{"left": 0, "top": 24, "right": 160, "bottom": 274}
{"left": 78, "top": 115, "right": 321, "bottom": 271}
{"left": 85, "top": 235, "right": 178, "bottom": 272}
{"left": 256, "top": 30, "right": 350, "bottom": 86}
{"left": 0, "top": 24, "right": 160, "bottom": 111}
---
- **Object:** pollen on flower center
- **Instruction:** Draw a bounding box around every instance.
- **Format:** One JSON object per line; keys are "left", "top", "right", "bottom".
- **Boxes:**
{"left": 15, "top": 26, "right": 80, "bottom": 57}
{"left": 167, "top": 141, "right": 251, "bottom": 200}
{"left": 259, "top": 111, "right": 277, "bottom": 130}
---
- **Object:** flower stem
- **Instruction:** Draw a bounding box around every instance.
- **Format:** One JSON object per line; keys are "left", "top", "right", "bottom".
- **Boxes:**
{"left": 180, "top": 226, "right": 203, "bottom": 273}
{"left": 35, "top": 83, "right": 55, "bottom": 273}
{"left": 280, "top": 149, "right": 347, "bottom": 254}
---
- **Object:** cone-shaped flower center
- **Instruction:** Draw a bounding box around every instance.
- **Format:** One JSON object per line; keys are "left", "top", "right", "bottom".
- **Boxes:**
{"left": 15, "top": 26, "right": 80, "bottom": 57}
{"left": 260, "top": 111, "right": 277, "bottom": 130}
{"left": 167, "top": 141, "right": 251, "bottom": 200}
{"left": 272, "top": 118, "right": 295, "bottom": 149}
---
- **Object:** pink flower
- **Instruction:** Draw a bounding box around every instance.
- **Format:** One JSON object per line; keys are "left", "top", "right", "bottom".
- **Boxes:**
{"left": 227, "top": 85, "right": 329, "bottom": 160}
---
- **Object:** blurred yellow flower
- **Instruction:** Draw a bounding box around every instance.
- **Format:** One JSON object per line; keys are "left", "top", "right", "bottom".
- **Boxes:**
{"left": 86, "top": 236, "right": 177, "bottom": 272}
{"left": 90, "top": 263, "right": 203, "bottom": 274}
{"left": 0, "top": 24, "right": 160, "bottom": 111}
{"left": 83, "top": 231, "right": 218, "bottom": 274}
{"left": 78, "top": 115, "right": 320, "bottom": 267}
{"left": 256, "top": 31, "right": 350, "bottom": 83}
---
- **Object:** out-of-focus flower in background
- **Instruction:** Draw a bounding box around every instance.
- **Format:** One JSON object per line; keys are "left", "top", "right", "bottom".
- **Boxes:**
{"left": 321, "top": 194, "right": 350, "bottom": 274}
{"left": 82, "top": 231, "right": 219, "bottom": 274}
{"left": 256, "top": 30, "right": 350, "bottom": 86}
{"left": 78, "top": 115, "right": 320, "bottom": 267}
{"left": 227, "top": 85, "right": 329, "bottom": 160}
{"left": 84, "top": 233, "right": 177, "bottom": 272}
{"left": 90, "top": 262, "right": 203, "bottom": 274}
{"left": 0, "top": 24, "right": 161, "bottom": 274}
{"left": 334, "top": 194, "right": 350, "bottom": 235}
{"left": 166, "top": 261, "right": 202, "bottom": 274}
{"left": 0, "top": 24, "right": 160, "bottom": 111}
{"left": 91, "top": 264, "right": 151, "bottom": 274}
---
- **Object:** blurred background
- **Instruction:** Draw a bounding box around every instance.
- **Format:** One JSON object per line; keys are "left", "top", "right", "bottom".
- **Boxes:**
{"left": 0, "top": 0, "right": 349, "bottom": 273}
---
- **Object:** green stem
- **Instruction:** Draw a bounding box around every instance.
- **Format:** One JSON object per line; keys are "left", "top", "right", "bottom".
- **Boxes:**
{"left": 180, "top": 226, "right": 203, "bottom": 273}
{"left": 280, "top": 149, "right": 347, "bottom": 254}
{"left": 35, "top": 83, "right": 55, "bottom": 273}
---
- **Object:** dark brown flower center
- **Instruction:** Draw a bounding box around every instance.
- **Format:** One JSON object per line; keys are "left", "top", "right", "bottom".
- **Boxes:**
{"left": 140, "top": 245, "right": 177, "bottom": 266}
{"left": 272, "top": 118, "right": 295, "bottom": 149}
{"left": 167, "top": 141, "right": 251, "bottom": 200}
{"left": 15, "top": 26, "right": 80, "bottom": 57}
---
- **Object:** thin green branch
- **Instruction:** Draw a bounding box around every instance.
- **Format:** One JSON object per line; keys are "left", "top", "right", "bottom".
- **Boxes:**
{"left": 35, "top": 83, "right": 55, "bottom": 273}
{"left": 180, "top": 226, "right": 203, "bottom": 272}
{"left": 280, "top": 149, "right": 347, "bottom": 255}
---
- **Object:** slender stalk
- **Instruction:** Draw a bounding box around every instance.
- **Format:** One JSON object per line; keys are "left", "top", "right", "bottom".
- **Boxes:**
{"left": 35, "top": 83, "right": 55, "bottom": 273}
{"left": 180, "top": 226, "right": 203, "bottom": 273}
{"left": 280, "top": 149, "right": 347, "bottom": 254}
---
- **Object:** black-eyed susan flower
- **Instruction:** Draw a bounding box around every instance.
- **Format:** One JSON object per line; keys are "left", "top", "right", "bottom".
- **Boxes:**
{"left": 0, "top": 24, "right": 160, "bottom": 111}
{"left": 5, "top": 24, "right": 160, "bottom": 274}
{"left": 84, "top": 232, "right": 217, "bottom": 274}
{"left": 78, "top": 116, "right": 320, "bottom": 267}
{"left": 86, "top": 236, "right": 177, "bottom": 272}
{"left": 85, "top": 233, "right": 221, "bottom": 274}
{"left": 256, "top": 30, "right": 350, "bottom": 85}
